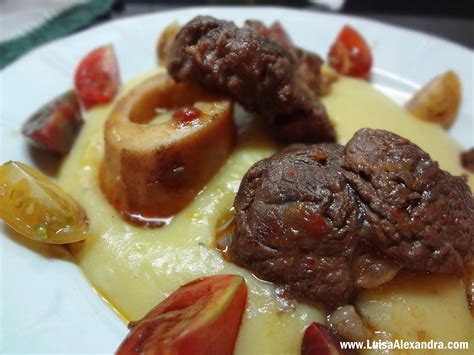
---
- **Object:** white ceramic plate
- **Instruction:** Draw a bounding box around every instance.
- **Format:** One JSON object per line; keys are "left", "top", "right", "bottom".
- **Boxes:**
{"left": 1, "top": 6, "right": 473, "bottom": 354}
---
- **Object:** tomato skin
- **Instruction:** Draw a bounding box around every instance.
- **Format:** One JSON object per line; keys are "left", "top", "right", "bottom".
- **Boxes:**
{"left": 74, "top": 44, "right": 121, "bottom": 109}
{"left": 328, "top": 25, "right": 372, "bottom": 79}
{"left": 301, "top": 322, "right": 347, "bottom": 355}
{"left": 0, "top": 161, "right": 89, "bottom": 244}
{"left": 21, "top": 90, "right": 83, "bottom": 154}
{"left": 116, "top": 275, "right": 247, "bottom": 355}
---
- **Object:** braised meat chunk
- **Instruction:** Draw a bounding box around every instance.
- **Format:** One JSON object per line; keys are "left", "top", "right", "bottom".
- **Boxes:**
{"left": 243, "top": 20, "right": 325, "bottom": 96}
{"left": 168, "top": 16, "right": 300, "bottom": 115}
{"left": 167, "top": 16, "right": 335, "bottom": 143}
{"left": 229, "top": 128, "right": 473, "bottom": 308}
{"left": 343, "top": 128, "right": 473, "bottom": 274}
{"left": 230, "top": 144, "right": 361, "bottom": 308}
{"left": 271, "top": 103, "right": 335, "bottom": 143}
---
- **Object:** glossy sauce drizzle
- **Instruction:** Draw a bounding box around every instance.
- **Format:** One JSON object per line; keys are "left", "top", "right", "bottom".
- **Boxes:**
{"left": 215, "top": 207, "right": 236, "bottom": 261}
{"left": 99, "top": 165, "right": 173, "bottom": 229}
{"left": 120, "top": 211, "right": 173, "bottom": 229}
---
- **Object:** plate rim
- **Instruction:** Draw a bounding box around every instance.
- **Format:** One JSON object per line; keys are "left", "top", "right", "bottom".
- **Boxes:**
{"left": 1, "top": 6, "right": 473, "bottom": 354}
{"left": 2, "top": 5, "right": 473, "bottom": 75}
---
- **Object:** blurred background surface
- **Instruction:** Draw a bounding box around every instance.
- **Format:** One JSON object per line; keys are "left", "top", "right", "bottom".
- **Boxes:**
{"left": 1, "top": 0, "right": 473, "bottom": 69}
{"left": 87, "top": 0, "right": 474, "bottom": 48}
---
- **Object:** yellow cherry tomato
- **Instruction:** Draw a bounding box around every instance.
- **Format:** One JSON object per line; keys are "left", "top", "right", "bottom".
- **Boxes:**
{"left": 0, "top": 161, "right": 88, "bottom": 244}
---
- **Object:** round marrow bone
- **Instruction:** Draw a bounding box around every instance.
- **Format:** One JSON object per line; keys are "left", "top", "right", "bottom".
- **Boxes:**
{"left": 101, "top": 73, "right": 235, "bottom": 227}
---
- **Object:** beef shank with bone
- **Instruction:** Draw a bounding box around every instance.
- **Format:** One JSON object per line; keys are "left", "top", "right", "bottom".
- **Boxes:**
{"left": 101, "top": 74, "right": 235, "bottom": 227}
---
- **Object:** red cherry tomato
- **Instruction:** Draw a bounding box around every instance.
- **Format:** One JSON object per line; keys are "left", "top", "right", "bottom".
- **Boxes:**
{"left": 301, "top": 322, "right": 347, "bottom": 355}
{"left": 74, "top": 44, "right": 121, "bottom": 109}
{"left": 21, "top": 90, "right": 83, "bottom": 154}
{"left": 116, "top": 275, "right": 247, "bottom": 355}
{"left": 328, "top": 25, "right": 372, "bottom": 79}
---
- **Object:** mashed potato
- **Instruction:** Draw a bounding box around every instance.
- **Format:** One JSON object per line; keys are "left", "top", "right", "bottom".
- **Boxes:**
{"left": 59, "top": 69, "right": 472, "bottom": 354}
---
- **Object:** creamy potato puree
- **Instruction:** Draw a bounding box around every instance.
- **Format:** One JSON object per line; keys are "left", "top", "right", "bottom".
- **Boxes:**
{"left": 358, "top": 273, "right": 473, "bottom": 355}
{"left": 59, "top": 69, "right": 472, "bottom": 354}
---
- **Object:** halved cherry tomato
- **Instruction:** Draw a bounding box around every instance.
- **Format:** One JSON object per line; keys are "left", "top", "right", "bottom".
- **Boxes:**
{"left": 405, "top": 70, "right": 461, "bottom": 129}
{"left": 22, "top": 90, "right": 83, "bottom": 154}
{"left": 301, "top": 322, "right": 347, "bottom": 355}
{"left": 116, "top": 274, "right": 247, "bottom": 355}
{"left": 74, "top": 44, "right": 121, "bottom": 109}
{"left": 157, "top": 22, "right": 181, "bottom": 66}
{"left": 328, "top": 25, "right": 372, "bottom": 79}
{"left": 0, "top": 161, "right": 89, "bottom": 244}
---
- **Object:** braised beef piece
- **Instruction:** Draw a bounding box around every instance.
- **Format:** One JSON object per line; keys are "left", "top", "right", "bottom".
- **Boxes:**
{"left": 243, "top": 20, "right": 324, "bottom": 96}
{"left": 229, "top": 128, "right": 474, "bottom": 308}
{"left": 271, "top": 103, "right": 335, "bottom": 143}
{"left": 343, "top": 129, "right": 473, "bottom": 274}
{"left": 167, "top": 16, "right": 335, "bottom": 143}
{"left": 461, "top": 148, "right": 474, "bottom": 173}
{"left": 243, "top": 20, "right": 293, "bottom": 50}
{"left": 231, "top": 143, "right": 361, "bottom": 308}
{"left": 242, "top": 19, "right": 332, "bottom": 142}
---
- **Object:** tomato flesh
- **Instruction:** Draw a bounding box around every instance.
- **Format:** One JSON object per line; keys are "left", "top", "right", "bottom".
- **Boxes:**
{"left": 301, "top": 322, "right": 346, "bottom": 355}
{"left": 116, "top": 274, "right": 247, "bottom": 355}
{"left": 74, "top": 44, "right": 121, "bottom": 109}
{"left": 173, "top": 106, "right": 202, "bottom": 126}
{"left": 328, "top": 25, "right": 372, "bottom": 79}
{"left": 0, "top": 161, "right": 89, "bottom": 244}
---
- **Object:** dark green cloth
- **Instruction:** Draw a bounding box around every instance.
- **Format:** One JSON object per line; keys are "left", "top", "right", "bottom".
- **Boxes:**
{"left": 0, "top": 0, "right": 116, "bottom": 69}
